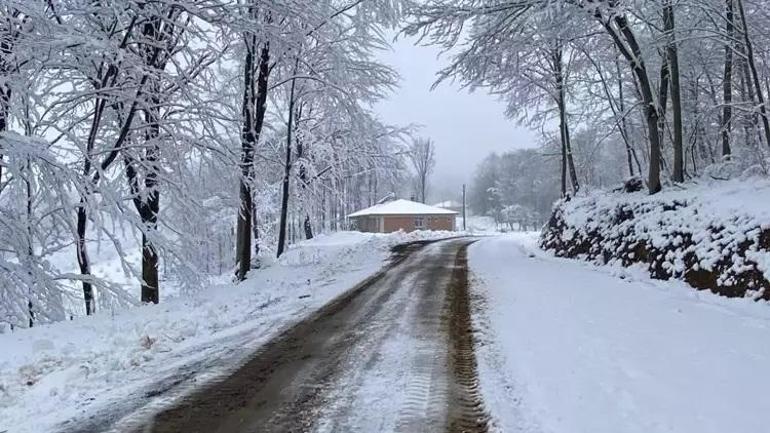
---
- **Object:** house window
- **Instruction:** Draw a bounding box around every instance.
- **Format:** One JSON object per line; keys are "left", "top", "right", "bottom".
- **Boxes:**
{"left": 415, "top": 216, "right": 425, "bottom": 228}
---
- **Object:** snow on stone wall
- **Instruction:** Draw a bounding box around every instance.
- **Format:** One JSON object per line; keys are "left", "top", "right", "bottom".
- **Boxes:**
{"left": 540, "top": 177, "right": 770, "bottom": 300}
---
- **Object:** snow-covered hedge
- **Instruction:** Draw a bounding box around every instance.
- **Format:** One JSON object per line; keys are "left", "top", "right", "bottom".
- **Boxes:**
{"left": 540, "top": 177, "right": 770, "bottom": 300}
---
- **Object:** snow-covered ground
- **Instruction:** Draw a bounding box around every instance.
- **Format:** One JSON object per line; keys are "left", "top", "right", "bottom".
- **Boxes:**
{"left": 542, "top": 176, "right": 770, "bottom": 299}
{"left": 10, "top": 229, "right": 767, "bottom": 433}
{"left": 0, "top": 230, "right": 455, "bottom": 433}
{"left": 458, "top": 215, "right": 499, "bottom": 233}
{"left": 469, "top": 233, "right": 770, "bottom": 433}
{"left": 562, "top": 176, "right": 770, "bottom": 229}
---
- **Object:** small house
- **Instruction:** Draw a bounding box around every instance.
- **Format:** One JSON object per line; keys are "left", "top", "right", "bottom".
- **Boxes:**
{"left": 348, "top": 199, "right": 457, "bottom": 233}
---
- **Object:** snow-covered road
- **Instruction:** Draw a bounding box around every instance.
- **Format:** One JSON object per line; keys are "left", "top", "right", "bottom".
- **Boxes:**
{"left": 118, "top": 238, "right": 485, "bottom": 433}
{"left": 469, "top": 234, "right": 770, "bottom": 433}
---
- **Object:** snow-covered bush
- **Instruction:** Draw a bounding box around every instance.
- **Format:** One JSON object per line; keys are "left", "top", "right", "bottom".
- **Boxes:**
{"left": 541, "top": 177, "right": 770, "bottom": 300}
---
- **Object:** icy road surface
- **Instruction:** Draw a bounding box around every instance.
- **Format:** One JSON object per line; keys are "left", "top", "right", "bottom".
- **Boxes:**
{"left": 99, "top": 238, "right": 487, "bottom": 433}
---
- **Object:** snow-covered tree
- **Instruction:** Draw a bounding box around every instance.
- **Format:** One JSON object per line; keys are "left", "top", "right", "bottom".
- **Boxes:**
{"left": 0, "top": 0, "right": 410, "bottom": 327}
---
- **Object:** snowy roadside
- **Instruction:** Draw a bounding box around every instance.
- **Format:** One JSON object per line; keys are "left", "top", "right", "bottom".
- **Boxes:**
{"left": 469, "top": 233, "right": 770, "bottom": 433}
{"left": 0, "top": 230, "right": 456, "bottom": 433}
{"left": 541, "top": 176, "right": 770, "bottom": 300}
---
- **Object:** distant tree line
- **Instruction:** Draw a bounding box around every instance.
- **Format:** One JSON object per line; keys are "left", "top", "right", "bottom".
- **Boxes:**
{"left": 469, "top": 150, "right": 560, "bottom": 230}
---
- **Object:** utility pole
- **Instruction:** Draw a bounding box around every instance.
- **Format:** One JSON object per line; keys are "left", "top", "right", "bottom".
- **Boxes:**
{"left": 462, "top": 184, "right": 467, "bottom": 231}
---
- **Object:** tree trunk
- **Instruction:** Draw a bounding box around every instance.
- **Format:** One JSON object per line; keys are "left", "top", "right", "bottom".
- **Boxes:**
{"left": 737, "top": 28, "right": 759, "bottom": 150}
{"left": 126, "top": 9, "right": 184, "bottom": 303}
{"left": 75, "top": 75, "right": 116, "bottom": 314}
{"left": 124, "top": 145, "right": 161, "bottom": 305}
{"left": 736, "top": 0, "right": 770, "bottom": 149}
{"left": 722, "top": 0, "right": 735, "bottom": 157}
{"left": 0, "top": 84, "right": 9, "bottom": 184}
{"left": 618, "top": 70, "right": 634, "bottom": 177}
{"left": 303, "top": 215, "right": 313, "bottom": 240}
{"left": 554, "top": 46, "right": 579, "bottom": 195}
{"left": 139, "top": 114, "right": 160, "bottom": 304}
{"left": 236, "top": 37, "right": 270, "bottom": 280}
{"left": 72, "top": 14, "right": 147, "bottom": 311}
{"left": 664, "top": 0, "right": 685, "bottom": 181}
{"left": 76, "top": 204, "right": 94, "bottom": 314}
{"left": 235, "top": 32, "right": 256, "bottom": 281}
{"left": 605, "top": 15, "right": 663, "bottom": 193}
{"left": 133, "top": 14, "right": 166, "bottom": 304}
{"left": 0, "top": 12, "right": 20, "bottom": 189}
{"left": 615, "top": 59, "right": 642, "bottom": 177}
{"left": 564, "top": 116, "right": 579, "bottom": 193}
{"left": 321, "top": 187, "right": 327, "bottom": 232}
{"left": 252, "top": 200, "right": 260, "bottom": 258}
{"left": 421, "top": 175, "right": 427, "bottom": 203}
{"left": 559, "top": 122, "right": 567, "bottom": 197}
{"left": 295, "top": 105, "right": 313, "bottom": 240}
{"left": 141, "top": 232, "right": 159, "bottom": 304}
{"left": 657, "top": 48, "right": 670, "bottom": 145}
{"left": 277, "top": 60, "right": 299, "bottom": 258}
{"left": 23, "top": 154, "right": 34, "bottom": 326}
{"left": 76, "top": 100, "right": 101, "bottom": 315}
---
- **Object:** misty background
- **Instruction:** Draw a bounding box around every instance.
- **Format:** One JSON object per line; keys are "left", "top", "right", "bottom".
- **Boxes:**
{"left": 375, "top": 36, "right": 539, "bottom": 204}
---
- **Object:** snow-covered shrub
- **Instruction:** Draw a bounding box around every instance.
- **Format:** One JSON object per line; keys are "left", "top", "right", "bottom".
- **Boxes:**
{"left": 541, "top": 177, "right": 770, "bottom": 300}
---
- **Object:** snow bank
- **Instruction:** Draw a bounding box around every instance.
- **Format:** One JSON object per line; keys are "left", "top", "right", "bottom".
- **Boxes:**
{"left": 470, "top": 234, "right": 770, "bottom": 433}
{"left": 541, "top": 177, "right": 770, "bottom": 300}
{"left": 0, "top": 230, "right": 455, "bottom": 433}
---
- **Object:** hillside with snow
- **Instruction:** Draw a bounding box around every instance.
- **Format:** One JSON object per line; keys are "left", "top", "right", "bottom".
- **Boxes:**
{"left": 542, "top": 176, "right": 770, "bottom": 300}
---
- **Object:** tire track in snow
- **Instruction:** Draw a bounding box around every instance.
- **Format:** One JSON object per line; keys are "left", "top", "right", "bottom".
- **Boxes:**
{"left": 446, "top": 243, "right": 489, "bottom": 433}
{"left": 393, "top": 243, "right": 455, "bottom": 432}
{"left": 394, "top": 346, "right": 449, "bottom": 432}
{"left": 313, "top": 242, "right": 453, "bottom": 433}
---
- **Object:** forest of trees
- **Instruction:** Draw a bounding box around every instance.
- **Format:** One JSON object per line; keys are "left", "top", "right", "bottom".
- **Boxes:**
{"left": 408, "top": 0, "right": 770, "bottom": 200}
{"left": 469, "top": 150, "right": 561, "bottom": 230}
{"left": 0, "top": 0, "right": 415, "bottom": 328}
{"left": 4, "top": 0, "right": 770, "bottom": 328}
{"left": 468, "top": 127, "right": 630, "bottom": 230}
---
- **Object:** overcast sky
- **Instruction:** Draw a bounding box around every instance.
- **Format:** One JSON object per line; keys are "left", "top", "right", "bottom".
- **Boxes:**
{"left": 374, "top": 36, "right": 538, "bottom": 200}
